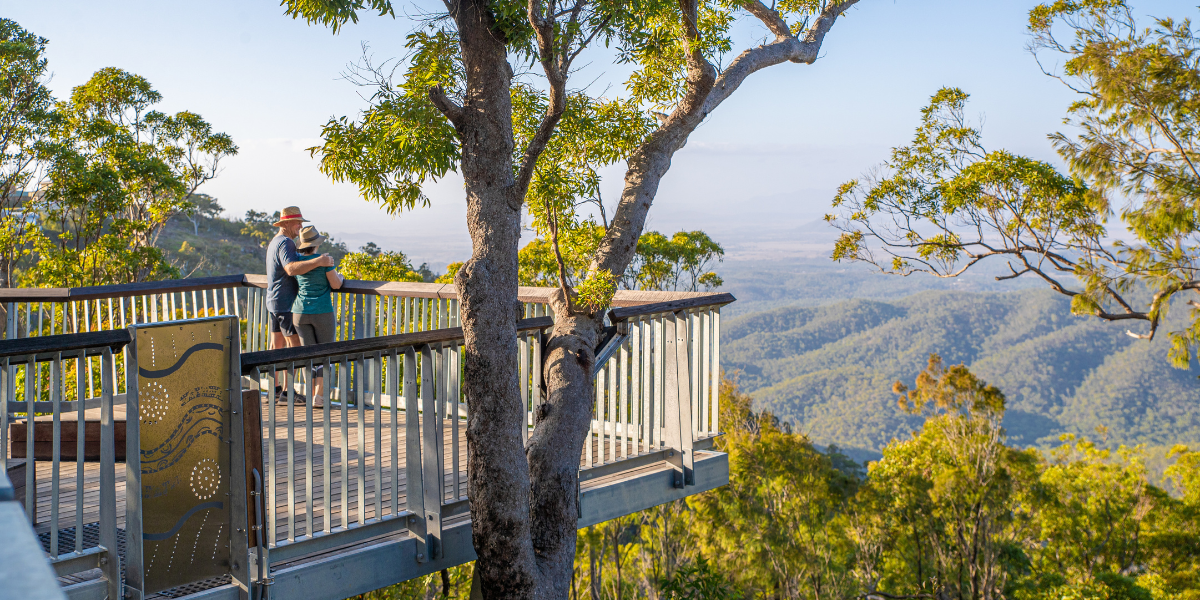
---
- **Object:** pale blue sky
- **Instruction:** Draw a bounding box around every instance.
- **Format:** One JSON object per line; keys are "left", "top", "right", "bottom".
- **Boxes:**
{"left": 6, "top": 0, "right": 1189, "bottom": 266}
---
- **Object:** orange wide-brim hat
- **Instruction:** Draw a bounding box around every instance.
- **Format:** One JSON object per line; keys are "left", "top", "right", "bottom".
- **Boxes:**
{"left": 272, "top": 206, "right": 310, "bottom": 227}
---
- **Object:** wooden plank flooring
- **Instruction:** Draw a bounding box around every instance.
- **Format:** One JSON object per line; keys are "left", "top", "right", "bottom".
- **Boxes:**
{"left": 21, "top": 394, "right": 670, "bottom": 548}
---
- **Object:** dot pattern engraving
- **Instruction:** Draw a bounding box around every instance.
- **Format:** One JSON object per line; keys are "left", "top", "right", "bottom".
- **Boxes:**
{"left": 141, "top": 381, "right": 170, "bottom": 424}
{"left": 190, "top": 459, "right": 221, "bottom": 500}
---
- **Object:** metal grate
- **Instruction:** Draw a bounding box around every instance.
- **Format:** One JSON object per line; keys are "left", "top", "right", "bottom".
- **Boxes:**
{"left": 39, "top": 523, "right": 127, "bottom": 557}
{"left": 149, "top": 574, "right": 233, "bottom": 598}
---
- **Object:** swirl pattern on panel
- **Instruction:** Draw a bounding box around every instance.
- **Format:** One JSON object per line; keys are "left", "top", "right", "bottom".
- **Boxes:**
{"left": 139, "top": 386, "right": 226, "bottom": 475}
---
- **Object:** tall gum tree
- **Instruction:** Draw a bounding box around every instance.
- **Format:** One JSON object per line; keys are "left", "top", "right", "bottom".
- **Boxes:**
{"left": 284, "top": 0, "right": 861, "bottom": 596}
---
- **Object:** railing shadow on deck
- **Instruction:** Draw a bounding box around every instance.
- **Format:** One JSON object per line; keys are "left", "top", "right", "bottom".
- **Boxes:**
{"left": 0, "top": 275, "right": 733, "bottom": 600}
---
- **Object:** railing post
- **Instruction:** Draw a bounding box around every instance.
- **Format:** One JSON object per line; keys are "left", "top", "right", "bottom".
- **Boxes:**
{"left": 241, "top": 385, "right": 267, "bottom": 596}
{"left": 366, "top": 300, "right": 377, "bottom": 398}
{"left": 712, "top": 308, "right": 720, "bottom": 435}
{"left": 403, "top": 347, "right": 426, "bottom": 562}
{"left": 24, "top": 355, "right": 34, "bottom": 523}
{"left": 49, "top": 353, "right": 61, "bottom": 557}
{"left": 124, "top": 326, "right": 145, "bottom": 600}
{"left": 676, "top": 311, "right": 695, "bottom": 486}
{"left": 227, "top": 320, "right": 252, "bottom": 598}
{"left": 661, "top": 312, "right": 695, "bottom": 488}
{"left": 419, "top": 344, "right": 443, "bottom": 560}
{"left": 353, "top": 294, "right": 365, "bottom": 341}
{"left": 0, "top": 358, "right": 6, "bottom": 494}
{"left": 4, "top": 303, "right": 13, "bottom": 468}
{"left": 99, "top": 349, "right": 121, "bottom": 600}
{"left": 246, "top": 289, "right": 258, "bottom": 352}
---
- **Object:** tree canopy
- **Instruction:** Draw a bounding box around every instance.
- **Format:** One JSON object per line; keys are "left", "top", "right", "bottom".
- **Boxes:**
{"left": 0, "top": 20, "right": 236, "bottom": 287}
{"left": 828, "top": 0, "right": 1200, "bottom": 366}
{"left": 517, "top": 227, "right": 724, "bottom": 292}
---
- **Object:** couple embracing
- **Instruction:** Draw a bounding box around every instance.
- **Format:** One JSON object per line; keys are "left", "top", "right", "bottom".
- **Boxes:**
{"left": 266, "top": 206, "right": 345, "bottom": 408}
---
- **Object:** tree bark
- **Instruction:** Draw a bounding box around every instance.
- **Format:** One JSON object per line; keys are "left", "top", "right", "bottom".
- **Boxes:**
{"left": 448, "top": 0, "right": 537, "bottom": 597}
{"left": 528, "top": 297, "right": 604, "bottom": 597}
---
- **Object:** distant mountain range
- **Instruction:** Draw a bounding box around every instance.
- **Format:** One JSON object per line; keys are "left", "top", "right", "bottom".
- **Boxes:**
{"left": 716, "top": 255, "right": 1045, "bottom": 317}
{"left": 722, "top": 288, "right": 1200, "bottom": 462}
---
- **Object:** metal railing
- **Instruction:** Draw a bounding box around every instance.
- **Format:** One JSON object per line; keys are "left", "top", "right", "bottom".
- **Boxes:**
{"left": 238, "top": 320, "right": 550, "bottom": 565}
{"left": 0, "top": 330, "right": 127, "bottom": 600}
{"left": 589, "top": 306, "right": 722, "bottom": 473}
{"left": 237, "top": 293, "right": 730, "bottom": 570}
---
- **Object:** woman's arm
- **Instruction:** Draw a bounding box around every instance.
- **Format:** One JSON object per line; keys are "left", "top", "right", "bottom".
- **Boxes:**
{"left": 326, "top": 269, "right": 345, "bottom": 290}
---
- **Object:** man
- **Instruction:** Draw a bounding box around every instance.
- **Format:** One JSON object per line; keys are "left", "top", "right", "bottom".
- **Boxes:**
{"left": 267, "top": 206, "right": 334, "bottom": 399}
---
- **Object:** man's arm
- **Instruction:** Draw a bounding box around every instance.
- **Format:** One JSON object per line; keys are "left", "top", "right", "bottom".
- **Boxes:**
{"left": 284, "top": 254, "right": 334, "bottom": 275}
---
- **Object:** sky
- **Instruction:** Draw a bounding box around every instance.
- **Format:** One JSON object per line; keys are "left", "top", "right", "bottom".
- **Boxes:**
{"left": 6, "top": 0, "right": 1189, "bottom": 268}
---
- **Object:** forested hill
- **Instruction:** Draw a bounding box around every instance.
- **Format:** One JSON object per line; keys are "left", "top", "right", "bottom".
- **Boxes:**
{"left": 723, "top": 288, "right": 1200, "bottom": 460}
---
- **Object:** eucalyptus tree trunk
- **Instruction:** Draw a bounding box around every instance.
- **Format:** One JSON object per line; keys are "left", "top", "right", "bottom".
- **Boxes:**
{"left": 445, "top": 0, "right": 538, "bottom": 596}
{"left": 444, "top": 1, "right": 859, "bottom": 597}
{"left": 444, "top": 0, "right": 595, "bottom": 595}
{"left": 441, "top": 0, "right": 595, "bottom": 594}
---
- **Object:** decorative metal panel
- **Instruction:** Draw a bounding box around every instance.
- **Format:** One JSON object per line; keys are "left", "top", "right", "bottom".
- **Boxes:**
{"left": 136, "top": 319, "right": 232, "bottom": 594}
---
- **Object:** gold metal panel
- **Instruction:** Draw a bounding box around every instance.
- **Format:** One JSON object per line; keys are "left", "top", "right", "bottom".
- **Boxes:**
{"left": 136, "top": 319, "right": 232, "bottom": 594}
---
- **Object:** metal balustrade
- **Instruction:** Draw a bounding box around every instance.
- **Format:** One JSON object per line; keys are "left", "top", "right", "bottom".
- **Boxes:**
{"left": 238, "top": 300, "right": 726, "bottom": 570}
{"left": 237, "top": 320, "right": 548, "bottom": 566}
{"left": 0, "top": 276, "right": 732, "bottom": 600}
{"left": 588, "top": 307, "right": 722, "bottom": 474}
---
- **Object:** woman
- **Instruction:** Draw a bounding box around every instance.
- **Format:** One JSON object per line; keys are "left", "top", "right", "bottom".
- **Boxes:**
{"left": 291, "top": 225, "right": 345, "bottom": 407}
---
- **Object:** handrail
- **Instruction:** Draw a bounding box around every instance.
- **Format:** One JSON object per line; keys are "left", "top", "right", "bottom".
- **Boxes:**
{"left": 237, "top": 287, "right": 734, "bottom": 373}
{"left": 240, "top": 316, "right": 554, "bottom": 373}
{"left": 0, "top": 274, "right": 248, "bottom": 303}
{"left": 607, "top": 292, "right": 736, "bottom": 321}
{"left": 0, "top": 329, "right": 131, "bottom": 363}
{"left": 0, "top": 274, "right": 726, "bottom": 307}
{"left": 248, "top": 274, "right": 721, "bottom": 306}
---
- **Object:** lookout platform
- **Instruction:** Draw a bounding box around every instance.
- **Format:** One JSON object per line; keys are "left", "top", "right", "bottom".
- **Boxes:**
{"left": 1, "top": 276, "right": 731, "bottom": 600}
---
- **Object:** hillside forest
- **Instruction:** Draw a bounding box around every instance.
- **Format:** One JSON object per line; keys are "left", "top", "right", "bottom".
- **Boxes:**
{"left": 723, "top": 288, "right": 1200, "bottom": 463}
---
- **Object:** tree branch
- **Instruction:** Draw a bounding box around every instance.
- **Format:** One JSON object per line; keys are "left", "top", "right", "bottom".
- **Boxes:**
{"left": 742, "top": 0, "right": 791, "bottom": 39}
{"left": 428, "top": 85, "right": 465, "bottom": 127}
{"left": 702, "top": 0, "right": 859, "bottom": 115}
{"left": 547, "top": 205, "right": 575, "bottom": 312}
{"left": 588, "top": 0, "right": 719, "bottom": 277}
{"left": 511, "top": 0, "right": 574, "bottom": 203}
